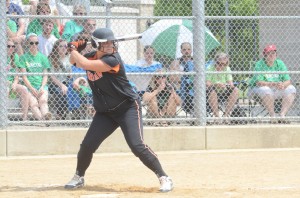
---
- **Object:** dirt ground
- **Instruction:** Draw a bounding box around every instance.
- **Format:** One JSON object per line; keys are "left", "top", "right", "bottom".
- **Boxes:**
{"left": 2, "top": 149, "right": 300, "bottom": 198}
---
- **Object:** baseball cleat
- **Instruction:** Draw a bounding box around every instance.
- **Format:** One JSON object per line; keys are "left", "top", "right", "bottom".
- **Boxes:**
{"left": 159, "top": 176, "right": 173, "bottom": 192}
{"left": 64, "top": 174, "right": 84, "bottom": 189}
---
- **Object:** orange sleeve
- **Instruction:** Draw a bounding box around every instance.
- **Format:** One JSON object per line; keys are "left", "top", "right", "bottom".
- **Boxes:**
{"left": 108, "top": 64, "right": 120, "bottom": 73}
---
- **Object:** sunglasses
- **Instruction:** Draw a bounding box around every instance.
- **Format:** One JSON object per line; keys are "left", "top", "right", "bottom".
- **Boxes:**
{"left": 7, "top": 45, "right": 16, "bottom": 48}
{"left": 74, "top": 12, "right": 87, "bottom": 16}
{"left": 29, "top": 42, "right": 39, "bottom": 45}
{"left": 87, "top": 23, "right": 96, "bottom": 26}
{"left": 216, "top": 61, "right": 228, "bottom": 66}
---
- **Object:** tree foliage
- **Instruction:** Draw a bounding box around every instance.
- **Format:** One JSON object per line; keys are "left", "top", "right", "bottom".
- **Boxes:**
{"left": 154, "top": 0, "right": 260, "bottom": 80}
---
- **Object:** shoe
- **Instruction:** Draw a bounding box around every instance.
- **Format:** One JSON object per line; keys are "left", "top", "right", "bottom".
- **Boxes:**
{"left": 64, "top": 174, "right": 84, "bottom": 189}
{"left": 159, "top": 176, "right": 173, "bottom": 192}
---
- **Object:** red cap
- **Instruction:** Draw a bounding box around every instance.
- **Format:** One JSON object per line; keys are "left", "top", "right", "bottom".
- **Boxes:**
{"left": 263, "top": 44, "right": 276, "bottom": 55}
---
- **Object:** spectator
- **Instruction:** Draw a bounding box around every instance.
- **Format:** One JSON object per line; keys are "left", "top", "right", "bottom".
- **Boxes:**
{"left": 26, "top": 2, "right": 60, "bottom": 39}
{"left": 143, "top": 73, "right": 181, "bottom": 126}
{"left": 48, "top": 39, "right": 71, "bottom": 120}
{"left": 38, "top": 18, "right": 58, "bottom": 56}
{"left": 66, "top": 66, "right": 93, "bottom": 120}
{"left": 29, "top": 0, "right": 63, "bottom": 30}
{"left": 62, "top": 5, "right": 86, "bottom": 42}
{"left": 127, "top": 45, "right": 162, "bottom": 97}
{"left": 169, "top": 42, "right": 194, "bottom": 113}
{"left": 72, "top": 77, "right": 94, "bottom": 117}
{"left": 6, "top": 18, "right": 23, "bottom": 55}
{"left": 248, "top": 44, "right": 296, "bottom": 122}
{"left": 72, "top": 18, "right": 97, "bottom": 41}
{"left": 206, "top": 52, "right": 239, "bottom": 122}
{"left": 6, "top": 0, "right": 26, "bottom": 40}
{"left": 19, "top": 33, "right": 52, "bottom": 121}
{"left": 7, "top": 39, "right": 29, "bottom": 121}
{"left": 169, "top": 42, "right": 193, "bottom": 88}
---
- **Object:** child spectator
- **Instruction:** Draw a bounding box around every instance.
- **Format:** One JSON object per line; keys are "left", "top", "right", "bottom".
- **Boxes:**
{"left": 38, "top": 18, "right": 58, "bottom": 56}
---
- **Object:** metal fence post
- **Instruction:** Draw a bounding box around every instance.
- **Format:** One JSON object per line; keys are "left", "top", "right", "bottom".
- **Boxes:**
{"left": 0, "top": 1, "right": 8, "bottom": 128}
{"left": 193, "top": 0, "right": 206, "bottom": 126}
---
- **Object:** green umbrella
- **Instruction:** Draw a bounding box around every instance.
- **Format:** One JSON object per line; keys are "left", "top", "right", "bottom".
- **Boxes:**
{"left": 140, "top": 19, "right": 220, "bottom": 59}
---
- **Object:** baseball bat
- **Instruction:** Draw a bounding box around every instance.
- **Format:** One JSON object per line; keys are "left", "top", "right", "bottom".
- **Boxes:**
{"left": 114, "top": 33, "right": 142, "bottom": 41}
{"left": 87, "top": 33, "right": 142, "bottom": 45}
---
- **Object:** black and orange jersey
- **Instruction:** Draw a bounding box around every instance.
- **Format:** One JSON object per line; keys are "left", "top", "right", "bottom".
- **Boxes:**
{"left": 84, "top": 51, "right": 138, "bottom": 112}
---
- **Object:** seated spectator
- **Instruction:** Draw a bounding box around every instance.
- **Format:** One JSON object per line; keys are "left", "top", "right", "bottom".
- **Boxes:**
{"left": 7, "top": 39, "right": 29, "bottom": 121}
{"left": 206, "top": 52, "right": 239, "bottom": 121}
{"left": 67, "top": 66, "right": 93, "bottom": 120}
{"left": 72, "top": 18, "right": 97, "bottom": 41}
{"left": 6, "top": 18, "right": 23, "bottom": 55}
{"left": 26, "top": 2, "right": 60, "bottom": 39}
{"left": 62, "top": 5, "right": 86, "bottom": 42}
{"left": 169, "top": 42, "right": 193, "bottom": 91}
{"left": 29, "top": 0, "right": 64, "bottom": 30}
{"left": 19, "top": 33, "right": 52, "bottom": 121}
{"left": 38, "top": 19, "right": 58, "bottom": 56}
{"left": 126, "top": 45, "right": 162, "bottom": 98}
{"left": 143, "top": 72, "right": 181, "bottom": 126}
{"left": 6, "top": 0, "right": 26, "bottom": 39}
{"left": 6, "top": 0, "right": 26, "bottom": 54}
{"left": 48, "top": 39, "right": 71, "bottom": 120}
{"left": 169, "top": 42, "right": 194, "bottom": 113}
{"left": 73, "top": 77, "right": 94, "bottom": 117}
{"left": 247, "top": 44, "right": 296, "bottom": 122}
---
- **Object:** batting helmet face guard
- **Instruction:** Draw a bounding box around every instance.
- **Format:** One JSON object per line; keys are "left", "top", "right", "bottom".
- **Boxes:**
{"left": 91, "top": 28, "right": 116, "bottom": 49}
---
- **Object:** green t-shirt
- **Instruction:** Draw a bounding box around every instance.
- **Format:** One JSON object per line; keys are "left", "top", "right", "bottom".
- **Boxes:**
{"left": 7, "top": 53, "right": 20, "bottom": 83}
{"left": 249, "top": 59, "right": 290, "bottom": 87}
{"left": 79, "top": 85, "right": 92, "bottom": 97}
{"left": 206, "top": 65, "right": 233, "bottom": 84}
{"left": 62, "top": 20, "right": 84, "bottom": 42}
{"left": 27, "top": 19, "right": 60, "bottom": 39}
{"left": 19, "top": 52, "right": 51, "bottom": 88}
{"left": 7, "top": 19, "right": 17, "bottom": 33}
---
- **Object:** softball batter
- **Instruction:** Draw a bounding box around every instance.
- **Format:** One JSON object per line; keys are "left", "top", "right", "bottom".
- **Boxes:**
{"left": 64, "top": 28, "right": 173, "bottom": 192}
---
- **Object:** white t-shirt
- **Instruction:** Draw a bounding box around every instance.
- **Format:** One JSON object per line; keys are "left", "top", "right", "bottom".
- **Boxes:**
{"left": 38, "top": 34, "right": 58, "bottom": 57}
{"left": 127, "top": 59, "right": 161, "bottom": 92}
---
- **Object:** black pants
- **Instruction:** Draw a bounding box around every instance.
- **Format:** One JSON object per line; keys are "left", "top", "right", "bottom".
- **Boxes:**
{"left": 75, "top": 99, "right": 166, "bottom": 178}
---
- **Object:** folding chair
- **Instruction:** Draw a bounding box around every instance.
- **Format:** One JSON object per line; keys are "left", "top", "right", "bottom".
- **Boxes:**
{"left": 248, "top": 96, "right": 282, "bottom": 117}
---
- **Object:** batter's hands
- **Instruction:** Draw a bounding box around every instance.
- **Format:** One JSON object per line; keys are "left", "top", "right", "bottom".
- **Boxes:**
{"left": 67, "top": 39, "right": 88, "bottom": 53}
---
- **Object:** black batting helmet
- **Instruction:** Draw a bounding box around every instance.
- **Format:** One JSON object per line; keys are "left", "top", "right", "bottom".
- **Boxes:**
{"left": 91, "top": 28, "right": 116, "bottom": 48}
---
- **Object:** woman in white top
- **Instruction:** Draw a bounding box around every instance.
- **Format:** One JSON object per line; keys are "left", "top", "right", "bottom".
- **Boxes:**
{"left": 127, "top": 45, "right": 162, "bottom": 95}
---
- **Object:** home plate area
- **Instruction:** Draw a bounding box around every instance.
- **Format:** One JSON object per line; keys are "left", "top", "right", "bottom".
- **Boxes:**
{"left": 2, "top": 149, "right": 300, "bottom": 198}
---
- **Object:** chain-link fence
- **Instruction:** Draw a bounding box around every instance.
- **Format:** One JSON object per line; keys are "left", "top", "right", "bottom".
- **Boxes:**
{"left": 2, "top": 0, "right": 300, "bottom": 129}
